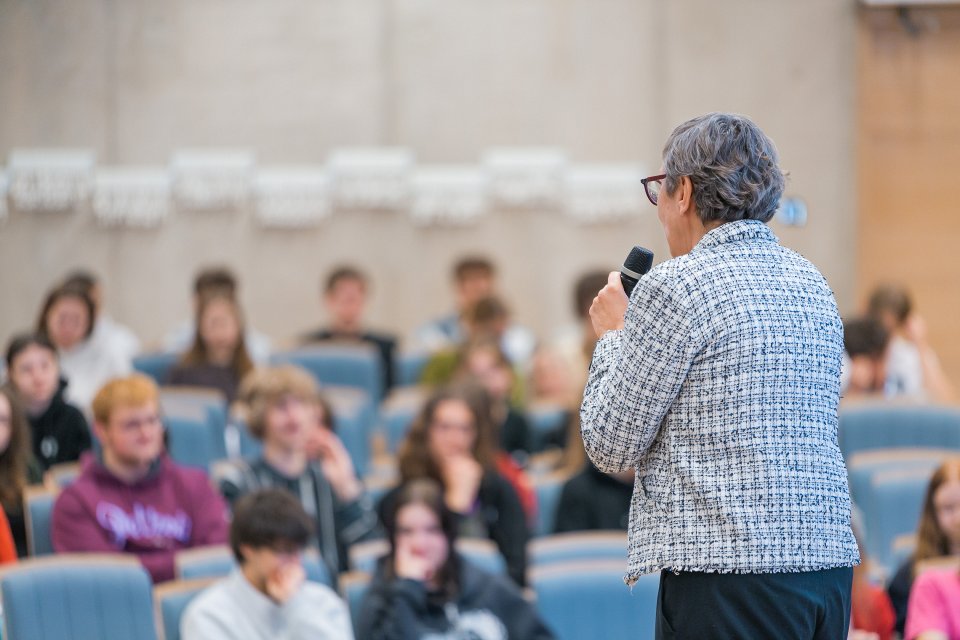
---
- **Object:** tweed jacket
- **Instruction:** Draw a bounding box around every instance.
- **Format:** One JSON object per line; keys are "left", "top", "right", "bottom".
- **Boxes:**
{"left": 581, "top": 220, "right": 859, "bottom": 584}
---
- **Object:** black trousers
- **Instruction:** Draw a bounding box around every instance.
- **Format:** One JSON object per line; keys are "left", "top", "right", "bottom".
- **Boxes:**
{"left": 655, "top": 566, "right": 853, "bottom": 639}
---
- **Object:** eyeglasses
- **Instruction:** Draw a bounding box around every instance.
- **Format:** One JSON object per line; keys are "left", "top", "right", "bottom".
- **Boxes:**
{"left": 641, "top": 174, "right": 667, "bottom": 206}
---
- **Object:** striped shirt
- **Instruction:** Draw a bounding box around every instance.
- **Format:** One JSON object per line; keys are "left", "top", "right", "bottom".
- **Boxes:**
{"left": 581, "top": 220, "right": 860, "bottom": 583}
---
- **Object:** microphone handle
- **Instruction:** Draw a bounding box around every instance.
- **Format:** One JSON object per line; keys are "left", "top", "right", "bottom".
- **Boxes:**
{"left": 621, "top": 273, "right": 639, "bottom": 297}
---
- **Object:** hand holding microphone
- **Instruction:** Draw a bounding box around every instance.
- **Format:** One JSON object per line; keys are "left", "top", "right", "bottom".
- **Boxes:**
{"left": 589, "top": 245, "right": 654, "bottom": 338}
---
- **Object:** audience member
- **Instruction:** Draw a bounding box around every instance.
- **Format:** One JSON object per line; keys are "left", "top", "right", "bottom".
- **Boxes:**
{"left": 383, "top": 384, "right": 529, "bottom": 586}
{"left": 842, "top": 317, "right": 890, "bottom": 398}
{"left": 181, "top": 488, "right": 353, "bottom": 640}
{"left": 867, "top": 283, "right": 956, "bottom": 403}
{"left": 217, "top": 366, "right": 377, "bottom": 582}
{"left": 5, "top": 333, "right": 91, "bottom": 470}
{"left": 553, "top": 461, "right": 632, "bottom": 534}
{"left": 165, "top": 266, "right": 271, "bottom": 365}
{"left": 414, "top": 257, "right": 536, "bottom": 368}
{"left": 36, "top": 283, "right": 131, "bottom": 412}
{"left": 51, "top": 374, "right": 229, "bottom": 582}
{"left": 301, "top": 265, "right": 397, "bottom": 395}
{"left": 358, "top": 478, "right": 554, "bottom": 640}
{"left": 904, "top": 564, "right": 960, "bottom": 640}
{"left": 62, "top": 269, "right": 141, "bottom": 363}
{"left": 0, "top": 508, "right": 16, "bottom": 565}
{"left": 0, "top": 386, "right": 42, "bottom": 557}
{"left": 167, "top": 292, "right": 254, "bottom": 403}
{"left": 887, "top": 459, "right": 960, "bottom": 636}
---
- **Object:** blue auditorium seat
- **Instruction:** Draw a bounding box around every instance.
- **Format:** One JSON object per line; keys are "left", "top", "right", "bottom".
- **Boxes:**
{"left": 0, "top": 554, "right": 158, "bottom": 640}
{"left": 859, "top": 468, "right": 933, "bottom": 576}
{"left": 24, "top": 487, "right": 56, "bottom": 556}
{"left": 838, "top": 403, "right": 960, "bottom": 461}
{"left": 532, "top": 470, "right": 574, "bottom": 537}
{"left": 175, "top": 544, "right": 332, "bottom": 586}
{"left": 271, "top": 344, "right": 384, "bottom": 401}
{"left": 529, "top": 531, "right": 628, "bottom": 567}
{"left": 154, "top": 577, "right": 216, "bottom": 640}
{"left": 132, "top": 352, "right": 180, "bottom": 385}
{"left": 531, "top": 560, "right": 659, "bottom": 640}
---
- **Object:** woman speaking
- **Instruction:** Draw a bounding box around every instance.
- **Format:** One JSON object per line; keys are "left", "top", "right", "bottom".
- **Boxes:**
{"left": 581, "top": 112, "right": 859, "bottom": 638}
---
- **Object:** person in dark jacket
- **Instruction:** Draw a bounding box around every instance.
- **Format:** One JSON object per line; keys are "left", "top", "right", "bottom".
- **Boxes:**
{"left": 553, "top": 462, "right": 633, "bottom": 534}
{"left": 301, "top": 266, "right": 397, "bottom": 396}
{"left": 380, "top": 384, "right": 530, "bottom": 587}
{"left": 359, "top": 478, "right": 554, "bottom": 640}
{"left": 5, "top": 333, "right": 91, "bottom": 470}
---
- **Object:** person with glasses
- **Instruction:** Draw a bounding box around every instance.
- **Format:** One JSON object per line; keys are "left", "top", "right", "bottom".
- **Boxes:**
{"left": 582, "top": 112, "right": 859, "bottom": 638}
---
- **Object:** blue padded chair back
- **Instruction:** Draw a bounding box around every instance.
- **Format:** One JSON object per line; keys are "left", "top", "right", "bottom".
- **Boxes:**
{"left": 272, "top": 344, "right": 384, "bottom": 401}
{"left": 531, "top": 561, "right": 659, "bottom": 640}
{"left": 349, "top": 539, "right": 506, "bottom": 576}
{"left": 0, "top": 555, "right": 158, "bottom": 640}
{"left": 394, "top": 350, "right": 430, "bottom": 387}
{"left": 846, "top": 448, "right": 953, "bottom": 509}
{"left": 164, "top": 415, "right": 222, "bottom": 473}
{"left": 838, "top": 404, "right": 960, "bottom": 461}
{"left": 533, "top": 471, "right": 573, "bottom": 537}
{"left": 155, "top": 578, "right": 215, "bottom": 640}
{"left": 377, "top": 387, "right": 427, "bottom": 453}
{"left": 24, "top": 488, "right": 56, "bottom": 556}
{"left": 133, "top": 352, "right": 180, "bottom": 385}
{"left": 341, "top": 571, "right": 372, "bottom": 635}
{"left": 176, "top": 545, "right": 332, "bottom": 587}
{"left": 529, "top": 531, "right": 628, "bottom": 567}
{"left": 325, "top": 386, "right": 376, "bottom": 477}
{"left": 861, "top": 468, "right": 933, "bottom": 575}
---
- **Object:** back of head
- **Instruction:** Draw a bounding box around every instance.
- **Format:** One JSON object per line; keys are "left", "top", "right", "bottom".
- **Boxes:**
{"left": 230, "top": 488, "right": 314, "bottom": 563}
{"left": 843, "top": 317, "right": 889, "bottom": 358}
{"left": 91, "top": 374, "right": 159, "bottom": 425}
{"left": 238, "top": 365, "right": 319, "bottom": 439}
{"left": 867, "top": 283, "right": 912, "bottom": 327}
{"left": 663, "top": 112, "right": 785, "bottom": 225}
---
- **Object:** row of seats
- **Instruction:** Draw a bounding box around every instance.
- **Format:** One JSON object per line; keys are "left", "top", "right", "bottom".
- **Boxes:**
{"left": 0, "top": 532, "right": 651, "bottom": 640}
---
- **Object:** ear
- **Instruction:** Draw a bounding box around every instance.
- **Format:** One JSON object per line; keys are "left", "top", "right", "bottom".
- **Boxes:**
{"left": 676, "top": 176, "right": 694, "bottom": 215}
{"left": 92, "top": 420, "right": 108, "bottom": 444}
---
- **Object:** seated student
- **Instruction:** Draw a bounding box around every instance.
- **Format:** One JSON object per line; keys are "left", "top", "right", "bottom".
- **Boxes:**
{"left": 414, "top": 257, "right": 536, "bottom": 368}
{"left": 868, "top": 283, "right": 956, "bottom": 403}
{"left": 51, "top": 374, "right": 229, "bottom": 582}
{"left": 553, "top": 461, "right": 632, "bottom": 534}
{"left": 165, "top": 266, "right": 271, "bottom": 365}
{"left": 181, "top": 488, "right": 353, "bottom": 640}
{"left": 5, "top": 333, "right": 91, "bottom": 470}
{"left": 888, "top": 459, "right": 960, "bottom": 636}
{"left": 904, "top": 565, "right": 960, "bottom": 640}
{"left": 842, "top": 316, "right": 890, "bottom": 398}
{"left": 358, "top": 478, "right": 554, "bottom": 640}
{"left": 216, "top": 366, "right": 377, "bottom": 582}
{"left": 0, "top": 507, "right": 16, "bottom": 565}
{"left": 0, "top": 386, "right": 42, "bottom": 557}
{"left": 850, "top": 525, "right": 896, "bottom": 640}
{"left": 37, "top": 283, "right": 131, "bottom": 412}
{"left": 302, "top": 265, "right": 397, "bottom": 394}
{"left": 167, "top": 292, "right": 254, "bottom": 404}
{"left": 62, "top": 269, "right": 141, "bottom": 363}
{"left": 382, "top": 384, "right": 529, "bottom": 587}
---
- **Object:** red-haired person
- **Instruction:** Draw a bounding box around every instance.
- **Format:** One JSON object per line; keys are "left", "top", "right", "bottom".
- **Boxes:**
{"left": 51, "top": 374, "right": 229, "bottom": 582}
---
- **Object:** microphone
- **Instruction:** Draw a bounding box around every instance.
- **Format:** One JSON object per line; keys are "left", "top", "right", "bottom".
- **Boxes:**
{"left": 620, "top": 246, "right": 654, "bottom": 297}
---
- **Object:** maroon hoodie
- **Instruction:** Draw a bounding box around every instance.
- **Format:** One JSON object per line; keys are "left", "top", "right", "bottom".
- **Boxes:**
{"left": 51, "top": 452, "right": 229, "bottom": 582}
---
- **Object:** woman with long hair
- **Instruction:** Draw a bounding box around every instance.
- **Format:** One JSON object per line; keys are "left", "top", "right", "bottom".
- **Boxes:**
{"left": 888, "top": 459, "right": 960, "bottom": 636}
{"left": 0, "top": 385, "right": 43, "bottom": 557}
{"left": 384, "top": 384, "right": 529, "bottom": 587}
{"left": 359, "top": 478, "right": 553, "bottom": 640}
{"left": 167, "top": 292, "right": 254, "bottom": 403}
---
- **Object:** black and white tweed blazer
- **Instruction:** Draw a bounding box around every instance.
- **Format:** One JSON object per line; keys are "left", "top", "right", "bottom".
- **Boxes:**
{"left": 581, "top": 220, "right": 860, "bottom": 583}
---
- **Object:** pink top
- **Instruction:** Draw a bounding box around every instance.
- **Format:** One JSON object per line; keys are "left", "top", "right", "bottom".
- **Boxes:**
{"left": 905, "top": 568, "right": 960, "bottom": 640}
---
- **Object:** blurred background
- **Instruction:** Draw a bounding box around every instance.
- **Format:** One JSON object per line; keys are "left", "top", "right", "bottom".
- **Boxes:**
{"left": 0, "top": 0, "right": 956, "bottom": 381}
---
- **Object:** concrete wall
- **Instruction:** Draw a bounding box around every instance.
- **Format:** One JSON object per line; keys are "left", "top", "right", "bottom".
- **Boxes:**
{"left": 0, "top": 0, "right": 857, "bottom": 349}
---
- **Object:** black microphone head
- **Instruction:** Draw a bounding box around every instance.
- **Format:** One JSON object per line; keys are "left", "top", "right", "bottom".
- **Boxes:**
{"left": 622, "top": 245, "right": 654, "bottom": 277}
{"left": 620, "top": 245, "right": 654, "bottom": 297}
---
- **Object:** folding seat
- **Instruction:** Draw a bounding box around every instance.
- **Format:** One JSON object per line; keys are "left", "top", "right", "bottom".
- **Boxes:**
{"left": 133, "top": 352, "right": 180, "bottom": 385}
{"left": 271, "top": 343, "right": 384, "bottom": 401}
{"left": 529, "top": 530, "right": 628, "bottom": 567}
{"left": 174, "top": 544, "right": 331, "bottom": 587}
{"left": 838, "top": 403, "right": 960, "bottom": 461}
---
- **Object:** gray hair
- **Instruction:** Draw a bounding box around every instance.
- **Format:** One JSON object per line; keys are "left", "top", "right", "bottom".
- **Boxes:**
{"left": 662, "top": 113, "right": 785, "bottom": 224}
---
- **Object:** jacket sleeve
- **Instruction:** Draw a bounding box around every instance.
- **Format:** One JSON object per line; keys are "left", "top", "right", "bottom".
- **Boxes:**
{"left": 483, "top": 473, "right": 530, "bottom": 587}
{"left": 580, "top": 269, "right": 698, "bottom": 473}
{"left": 356, "top": 578, "right": 431, "bottom": 640}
